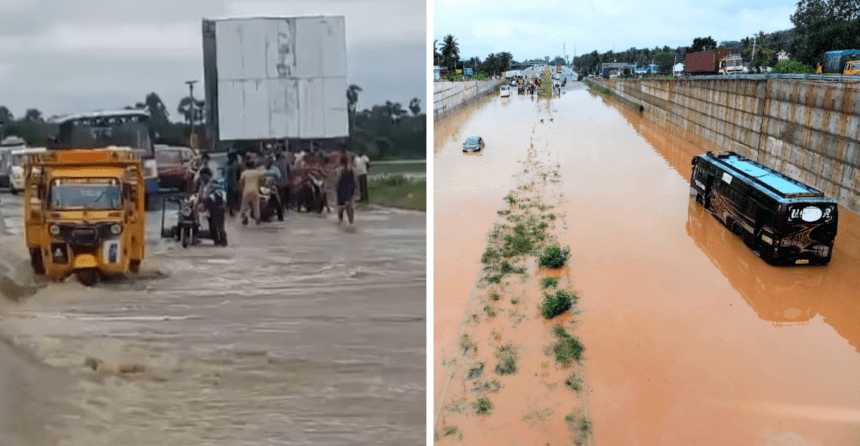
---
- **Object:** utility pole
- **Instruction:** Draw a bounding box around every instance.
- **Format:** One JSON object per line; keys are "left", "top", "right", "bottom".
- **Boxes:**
{"left": 186, "top": 80, "right": 197, "bottom": 149}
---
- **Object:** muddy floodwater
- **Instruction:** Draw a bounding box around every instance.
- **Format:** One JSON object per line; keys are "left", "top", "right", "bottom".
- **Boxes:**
{"left": 435, "top": 84, "right": 860, "bottom": 445}
{"left": 0, "top": 196, "right": 425, "bottom": 445}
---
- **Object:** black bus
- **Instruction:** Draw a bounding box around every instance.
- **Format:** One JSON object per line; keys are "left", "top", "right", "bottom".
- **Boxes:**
{"left": 690, "top": 151, "right": 838, "bottom": 265}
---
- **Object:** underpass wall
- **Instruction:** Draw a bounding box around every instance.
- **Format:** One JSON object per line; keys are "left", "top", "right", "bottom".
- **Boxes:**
{"left": 434, "top": 80, "right": 502, "bottom": 118}
{"left": 589, "top": 78, "right": 860, "bottom": 214}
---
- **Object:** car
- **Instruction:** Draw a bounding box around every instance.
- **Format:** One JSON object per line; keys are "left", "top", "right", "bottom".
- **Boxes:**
{"left": 462, "top": 136, "right": 484, "bottom": 152}
{"left": 9, "top": 147, "right": 46, "bottom": 194}
{"left": 155, "top": 145, "right": 197, "bottom": 190}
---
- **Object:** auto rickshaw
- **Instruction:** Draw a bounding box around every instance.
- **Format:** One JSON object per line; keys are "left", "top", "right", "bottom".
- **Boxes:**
{"left": 24, "top": 148, "right": 146, "bottom": 285}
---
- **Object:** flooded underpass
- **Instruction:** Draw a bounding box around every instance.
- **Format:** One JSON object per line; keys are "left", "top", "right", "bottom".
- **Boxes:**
{"left": 0, "top": 196, "right": 425, "bottom": 445}
{"left": 435, "top": 81, "right": 860, "bottom": 445}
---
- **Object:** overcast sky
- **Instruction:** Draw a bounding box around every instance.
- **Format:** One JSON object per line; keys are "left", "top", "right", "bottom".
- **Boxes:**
{"left": 434, "top": 0, "right": 796, "bottom": 64}
{"left": 0, "top": 0, "right": 425, "bottom": 121}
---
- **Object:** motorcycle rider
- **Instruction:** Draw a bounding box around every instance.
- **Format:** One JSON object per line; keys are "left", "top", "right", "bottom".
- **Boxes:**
{"left": 197, "top": 167, "right": 227, "bottom": 246}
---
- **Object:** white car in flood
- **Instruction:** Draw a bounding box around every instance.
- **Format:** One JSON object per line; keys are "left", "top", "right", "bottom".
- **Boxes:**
{"left": 500, "top": 85, "right": 511, "bottom": 97}
{"left": 9, "top": 147, "right": 46, "bottom": 194}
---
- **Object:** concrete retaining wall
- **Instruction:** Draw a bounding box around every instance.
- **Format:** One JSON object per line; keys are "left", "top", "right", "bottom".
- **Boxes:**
{"left": 590, "top": 78, "right": 860, "bottom": 214}
{"left": 434, "top": 80, "right": 502, "bottom": 118}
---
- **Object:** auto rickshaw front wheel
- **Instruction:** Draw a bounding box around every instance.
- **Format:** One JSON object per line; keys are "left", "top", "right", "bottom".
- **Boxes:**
{"left": 76, "top": 269, "right": 99, "bottom": 287}
{"left": 30, "top": 249, "right": 45, "bottom": 275}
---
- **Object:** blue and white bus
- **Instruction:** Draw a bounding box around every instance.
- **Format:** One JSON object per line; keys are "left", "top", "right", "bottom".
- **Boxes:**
{"left": 52, "top": 110, "right": 160, "bottom": 208}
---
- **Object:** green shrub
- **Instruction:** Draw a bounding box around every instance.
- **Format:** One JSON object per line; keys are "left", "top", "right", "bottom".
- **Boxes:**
{"left": 540, "top": 289, "right": 575, "bottom": 319}
{"left": 539, "top": 245, "right": 570, "bottom": 268}
{"left": 552, "top": 325, "right": 585, "bottom": 363}
{"left": 482, "top": 247, "right": 500, "bottom": 264}
{"left": 476, "top": 397, "right": 492, "bottom": 414}
{"left": 772, "top": 60, "right": 815, "bottom": 74}
{"left": 540, "top": 277, "right": 559, "bottom": 289}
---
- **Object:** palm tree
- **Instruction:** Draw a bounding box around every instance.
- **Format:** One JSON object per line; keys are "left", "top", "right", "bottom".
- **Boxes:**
{"left": 441, "top": 34, "right": 460, "bottom": 72}
{"left": 409, "top": 98, "right": 421, "bottom": 116}
{"left": 347, "top": 84, "right": 363, "bottom": 150}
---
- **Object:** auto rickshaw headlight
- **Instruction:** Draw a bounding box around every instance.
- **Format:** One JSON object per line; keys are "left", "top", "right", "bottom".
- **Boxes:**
{"left": 181, "top": 205, "right": 192, "bottom": 217}
{"left": 110, "top": 224, "right": 122, "bottom": 235}
{"left": 50, "top": 225, "right": 60, "bottom": 236}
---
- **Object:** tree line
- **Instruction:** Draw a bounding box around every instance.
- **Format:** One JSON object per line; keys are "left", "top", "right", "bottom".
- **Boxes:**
{"left": 437, "top": 0, "right": 858, "bottom": 77}
{"left": 576, "top": 0, "right": 858, "bottom": 75}
{"left": 0, "top": 89, "right": 425, "bottom": 160}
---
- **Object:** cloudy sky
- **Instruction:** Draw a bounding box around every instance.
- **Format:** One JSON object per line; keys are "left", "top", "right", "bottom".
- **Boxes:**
{"left": 0, "top": 0, "right": 425, "bottom": 121}
{"left": 434, "top": 0, "right": 796, "bottom": 64}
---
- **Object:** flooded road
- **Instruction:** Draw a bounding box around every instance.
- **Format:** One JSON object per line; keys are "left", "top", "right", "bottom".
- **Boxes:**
{"left": 434, "top": 83, "right": 860, "bottom": 445}
{"left": 0, "top": 195, "right": 425, "bottom": 445}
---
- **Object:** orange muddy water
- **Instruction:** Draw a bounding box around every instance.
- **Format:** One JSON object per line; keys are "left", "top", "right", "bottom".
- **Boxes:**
{"left": 434, "top": 84, "right": 860, "bottom": 445}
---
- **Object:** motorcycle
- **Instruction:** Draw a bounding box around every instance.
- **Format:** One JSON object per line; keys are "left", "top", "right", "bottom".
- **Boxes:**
{"left": 160, "top": 183, "right": 228, "bottom": 247}
{"left": 161, "top": 195, "right": 200, "bottom": 248}
{"left": 258, "top": 177, "right": 284, "bottom": 222}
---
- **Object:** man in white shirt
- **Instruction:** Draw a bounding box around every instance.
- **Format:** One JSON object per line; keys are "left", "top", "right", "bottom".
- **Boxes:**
{"left": 354, "top": 152, "right": 370, "bottom": 203}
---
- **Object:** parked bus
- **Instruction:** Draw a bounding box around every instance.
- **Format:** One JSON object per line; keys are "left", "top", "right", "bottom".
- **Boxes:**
{"left": 51, "top": 110, "right": 159, "bottom": 208}
{"left": 690, "top": 151, "right": 838, "bottom": 265}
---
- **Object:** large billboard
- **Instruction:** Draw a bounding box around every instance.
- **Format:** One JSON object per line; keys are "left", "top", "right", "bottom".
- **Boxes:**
{"left": 203, "top": 16, "right": 348, "bottom": 142}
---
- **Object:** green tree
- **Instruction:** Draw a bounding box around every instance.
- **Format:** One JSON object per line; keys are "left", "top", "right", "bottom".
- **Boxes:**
{"left": 791, "top": 0, "right": 860, "bottom": 65}
{"left": 440, "top": 34, "right": 460, "bottom": 71}
{"left": 408, "top": 98, "right": 421, "bottom": 116}
{"left": 177, "top": 96, "right": 205, "bottom": 125}
{"left": 654, "top": 52, "right": 675, "bottom": 74}
{"left": 347, "top": 84, "right": 363, "bottom": 150}
{"left": 24, "top": 108, "right": 42, "bottom": 122}
{"left": 690, "top": 36, "right": 718, "bottom": 52}
{"left": 0, "top": 106, "right": 13, "bottom": 125}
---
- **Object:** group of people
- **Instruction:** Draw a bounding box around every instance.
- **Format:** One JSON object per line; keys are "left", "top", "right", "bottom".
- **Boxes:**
{"left": 186, "top": 147, "right": 371, "bottom": 229}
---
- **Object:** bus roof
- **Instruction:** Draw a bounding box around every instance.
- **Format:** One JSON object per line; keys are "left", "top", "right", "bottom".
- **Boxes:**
{"left": 52, "top": 109, "right": 150, "bottom": 123}
{"left": 706, "top": 152, "right": 827, "bottom": 200}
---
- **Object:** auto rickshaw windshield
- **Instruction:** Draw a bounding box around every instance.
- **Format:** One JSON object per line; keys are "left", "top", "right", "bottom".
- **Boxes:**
{"left": 49, "top": 178, "right": 122, "bottom": 210}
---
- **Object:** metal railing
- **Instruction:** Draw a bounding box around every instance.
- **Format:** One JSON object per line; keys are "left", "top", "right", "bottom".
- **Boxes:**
{"left": 606, "top": 73, "right": 860, "bottom": 83}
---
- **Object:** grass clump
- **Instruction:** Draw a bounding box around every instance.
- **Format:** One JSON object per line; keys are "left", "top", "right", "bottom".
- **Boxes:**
{"left": 502, "top": 223, "right": 535, "bottom": 257}
{"left": 443, "top": 425, "right": 459, "bottom": 436}
{"left": 484, "top": 305, "right": 497, "bottom": 318}
{"left": 476, "top": 397, "right": 492, "bottom": 414}
{"left": 494, "top": 343, "right": 518, "bottom": 375}
{"left": 538, "top": 245, "right": 571, "bottom": 269}
{"left": 486, "top": 274, "right": 502, "bottom": 284}
{"left": 511, "top": 297, "right": 520, "bottom": 304}
{"left": 565, "top": 373, "right": 581, "bottom": 390}
{"left": 482, "top": 247, "right": 500, "bottom": 264}
{"left": 540, "top": 289, "right": 576, "bottom": 319}
{"left": 489, "top": 290, "right": 501, "bottom": 301}
{"left": 540, "top": 277, "right": 559, "bottom": 289}
{"left": 505, "top": 194, "right": 516, "bottom": 204}
{"left": 552, "top": 325, "right": 585, "bottom": 363}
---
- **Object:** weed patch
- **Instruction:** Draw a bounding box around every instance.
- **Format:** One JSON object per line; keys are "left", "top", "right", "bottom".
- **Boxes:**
{"left": 482, "top": 247, "right": 500, "bottom": 264}
{"left": 494, "top": 343, "right": 518, "bottom": 375}
{"left": 476, "top": 397, "right": 492, "bottom": 414}
{"left": 460, "top": 334, "right": 477, "bottom": 354}
{"left": 541, "top": 277, "right": 559, "bottom": 289}
{"left": 539, "top": 245, "right": 571, "bottom": 269}
{"left": 552, "top": 326, "right": 585, "bottom": 364}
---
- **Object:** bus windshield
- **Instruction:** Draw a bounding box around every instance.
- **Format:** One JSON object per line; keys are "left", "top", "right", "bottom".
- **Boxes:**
{"left": 53, "top": 112, "right": 153, "bottom": 158}
{"left": 49, "top": 178, "right": 122, "bottom": 210}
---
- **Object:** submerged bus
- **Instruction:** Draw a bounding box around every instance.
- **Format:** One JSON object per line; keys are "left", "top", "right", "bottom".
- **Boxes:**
{"left": 51, "top": 110, "right": 159, "bottom": 208}
{"left": 690, "top": 151, "right": 838, "bottom": 265}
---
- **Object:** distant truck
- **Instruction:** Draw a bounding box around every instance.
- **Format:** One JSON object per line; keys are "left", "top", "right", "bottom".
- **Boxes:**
{"left": 685, "top": 49, "right": 734, "bottom": 75}
{"left": 557, "top": 65, "right": 562, "bottom": 73}
{"left": 819, "top": 50, "right": 860, "bottom": 75}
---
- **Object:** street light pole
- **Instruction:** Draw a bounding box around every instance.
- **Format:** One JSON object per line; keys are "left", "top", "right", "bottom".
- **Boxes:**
{"left": 186, "top": 80, "right": 197, "bottom": 147}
